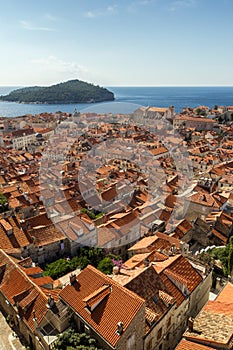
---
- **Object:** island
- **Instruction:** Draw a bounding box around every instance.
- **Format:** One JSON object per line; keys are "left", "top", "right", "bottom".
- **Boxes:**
{"left": 0, "top": 79, "right": 115, "bottom": 104}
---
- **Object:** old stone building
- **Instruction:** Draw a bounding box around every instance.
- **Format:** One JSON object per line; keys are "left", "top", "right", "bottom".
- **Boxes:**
{"left": 0, "top": 249, "right": 70, "bottom": 350}
{"left": 59, "top": 265, "right": 146, "bottom": 350}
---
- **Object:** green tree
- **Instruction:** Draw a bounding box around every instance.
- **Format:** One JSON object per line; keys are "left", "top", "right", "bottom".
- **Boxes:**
{"left": 210, "top": 241, "right": 233, "bottom": 276}
{"left": 0, "top": 80, "right": 114, "bottom": 104}
{"left": 97, "top": 257, "right": 114, "bottom": 274}
{"left": 227, "top": 236, "right": 233, "bottom": 276}
{"left": 77, "top": 256, "right": 91, "bottom": 270}
{"left": 53, "top": 329, "right": 102, "bottom": 350}
{"left": 77, "top": 247, "right": 104, "bottom": 267}
{"left": 195, "top": 108, "right": 206, "bottom": 116}
{"left": 43, "top": 258, "right": 70, "bottom": 279}
{"left": 0, "top": 193, "right": 8, "bottom": 213}
{"left": 42, "top": 248, "right": 121, "bottom": 279}
{"left": 80, "top": 208, "right": 104, "bottom": 220}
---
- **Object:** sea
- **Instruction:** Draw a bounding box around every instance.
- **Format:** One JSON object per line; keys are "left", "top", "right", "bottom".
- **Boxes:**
{"left": 0, "top": 86, "right": 233, "bottom": 117}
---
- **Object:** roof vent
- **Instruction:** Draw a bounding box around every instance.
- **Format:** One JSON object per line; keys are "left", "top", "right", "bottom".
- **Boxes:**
{"left": 116, "top": 321, "right": 124, "bottom": 335}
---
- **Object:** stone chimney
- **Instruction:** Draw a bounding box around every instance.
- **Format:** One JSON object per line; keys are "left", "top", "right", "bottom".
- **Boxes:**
{"left": 46, "top": 294, "right": 55, "bottom": 308}
{"left": 33, "top": 310, "right": 38, "bottom": 327}
{"left": 143, "top": 258, "right": 150, "bottom": 267}
{"left": 69, "top": 273, "right": 77, "bottom": 285}
{"left": 113, "top": 266, "right": 119, "bottom": 275}
{"left": 215, "top": 277, "right": 222, "bottom": 292}
{"left": 116, "top": 321, "right": 124, "bottom": 335}
{"left": 188, "top": 317, "right": 194, "bottom": 332}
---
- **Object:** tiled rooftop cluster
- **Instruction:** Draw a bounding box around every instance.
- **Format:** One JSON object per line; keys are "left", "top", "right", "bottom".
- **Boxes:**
{"left": 0, "top": 106, "right": 232, "bottom": 349}
{"left": 177, "top": 282, "right": 233, "bottom": 349}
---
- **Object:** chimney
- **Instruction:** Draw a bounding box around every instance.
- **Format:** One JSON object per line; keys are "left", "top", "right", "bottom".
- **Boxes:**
{"left": 33, "top": 310, "right": 37, "bottom": 327}
{"left": 69, "top": 273, "right": 77, "bottom": 285}
{"left": 215, "top": 277, "right": 221, "bottom": 292}
{"left": 143, "top": 258, "right": 150, "bottom": 267}
{"left": 188, "top": 317, "right": 194, "bottom": 332}
{"left": 46, "top": 294, "right": 55, "bottom": 308}
{"left": 116, "top": 321, "right": 124, "bottom": 335}
{"left": 26, "top": 222, "right": 31, "bottom": 230}
{"left": 169, "top": 106, "right": 175, "bottom": 116}
{"left": 113, "top": 266, "right": 119, "bottom": 275}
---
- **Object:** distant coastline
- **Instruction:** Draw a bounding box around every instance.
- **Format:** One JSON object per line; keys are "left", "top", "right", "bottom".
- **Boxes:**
{"left": 0, "top": 86, "right": 233, "bottom": 117}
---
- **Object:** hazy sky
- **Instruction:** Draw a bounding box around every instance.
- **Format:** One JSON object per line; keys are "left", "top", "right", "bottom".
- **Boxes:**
{"left": 1, "top": 0, "right": 233, "bottom": 86}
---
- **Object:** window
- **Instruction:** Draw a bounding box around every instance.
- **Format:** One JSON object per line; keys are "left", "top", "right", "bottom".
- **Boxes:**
{"left": 167, "top": 317, "right": 171, "bottom": 327}
{"left": 159, "top": 344, "right": 162, "bottom": 350}
{"left": 147, "top": 338, "right": 153, "bottom": 350}
{"left": 80, "top": 321, "right": 85, "bottom": 333}
{"left": 157, "top": 327, "right": 162, "bottom": 340}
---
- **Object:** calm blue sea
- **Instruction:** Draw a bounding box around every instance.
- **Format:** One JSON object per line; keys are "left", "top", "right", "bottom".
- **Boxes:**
{"left": 0, "top": 86, "right": 233, "bottom": 117}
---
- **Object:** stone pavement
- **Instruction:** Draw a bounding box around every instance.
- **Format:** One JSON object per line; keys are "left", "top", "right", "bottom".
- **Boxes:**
{"left": 0, "top": 311, "right": 25, "bottom": 350}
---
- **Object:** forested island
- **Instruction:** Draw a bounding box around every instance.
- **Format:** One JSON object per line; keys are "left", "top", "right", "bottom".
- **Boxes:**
{"left": 0, "top": 80, "right": 115, "bottom": 104}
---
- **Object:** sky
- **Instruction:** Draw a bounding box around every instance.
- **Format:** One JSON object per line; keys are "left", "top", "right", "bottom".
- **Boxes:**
{"left": 0, "top": 0, "right": 233, "bottom": 86}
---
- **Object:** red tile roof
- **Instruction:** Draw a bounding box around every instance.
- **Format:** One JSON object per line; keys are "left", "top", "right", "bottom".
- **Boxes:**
{"left": 0, "top": 250, "right": 48, "bottom": 332}
{"left": 59, "top": 265, "right": 145, "bottom": 348}
{"left": 29, "top": 224, "right": 65, "bottom": 247}
{"left": 184, "top": 282, "right": 233, "bottom": 347}
{"left": 176, "top": 339, "right": 215, "bottom": 350}
{"left": 0, "top": 216, "right": 32, "bottom": 250}
{"left": 188, "top": 192, "right": 219, "bottom": 208}
{"left": 124, "top": 266, "right": 175, "bottom": 322}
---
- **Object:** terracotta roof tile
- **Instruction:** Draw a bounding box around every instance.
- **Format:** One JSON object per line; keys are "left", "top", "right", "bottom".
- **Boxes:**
{"left": 60, "top": 265, "right": 145, "bottom": 347}
{"left": 212, "top": 228, "right": 228, "bottom": 244}
{"left": 188, "top": 192, "right": 219, "bottom": 208}
{"left": 0, "top": 250, "right": 48, "bottom": 332}
{"left": 29, "top": 224, "right": 65, "bottom": 247}
{"left": 176, "top": 339, "right": 215, "bottom": 350}
{"left": 184, "top": 283, "right": 233, "bottom": 347}
{"left": 128, "top": 236, "right": 159, "bottom": 251}
{"left": 215, "top": 282, "right": 233, "bottom": 303}
{"left": 154, "top": 255, "right": 203, "bottom": 294}
{"left": 124, "top": 266, "right": 175, "bottom": 322}
{"left": 83, "top": 284, "right": 111, "bottom": 308}
{"left": 0, "top": 217, "right": 32, "bottom": 250}
{"left": 160, "top": 272, "right": 185, "bottom": 306}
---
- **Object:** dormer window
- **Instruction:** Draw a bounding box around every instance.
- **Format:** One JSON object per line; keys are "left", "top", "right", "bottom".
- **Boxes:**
{"left": 83, "top": 284, "right": 112, "bottom": 313}
{"left": 0, "top": 219, "right": 13, "bottom": 235}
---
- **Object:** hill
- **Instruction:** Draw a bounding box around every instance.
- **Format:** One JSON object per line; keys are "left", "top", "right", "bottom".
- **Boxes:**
{"left": 0, "top": 80, "right": 115, "bottom": 104}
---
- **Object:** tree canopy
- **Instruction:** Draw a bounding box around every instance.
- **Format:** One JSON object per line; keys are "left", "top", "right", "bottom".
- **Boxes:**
{"left": 97, "top": 257, "right": 114, "bottom": 274}
{"left": 53, "top": 329, "right": 103, "bottom": 350}
{"left": 210, "top": 237, "right": 233, "bottom": 276}
{"left": 43, "top": 247, "right": 120, "bottom": 279}
{"left": 0, "top": 193, "right": 8, "bottom": 213}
